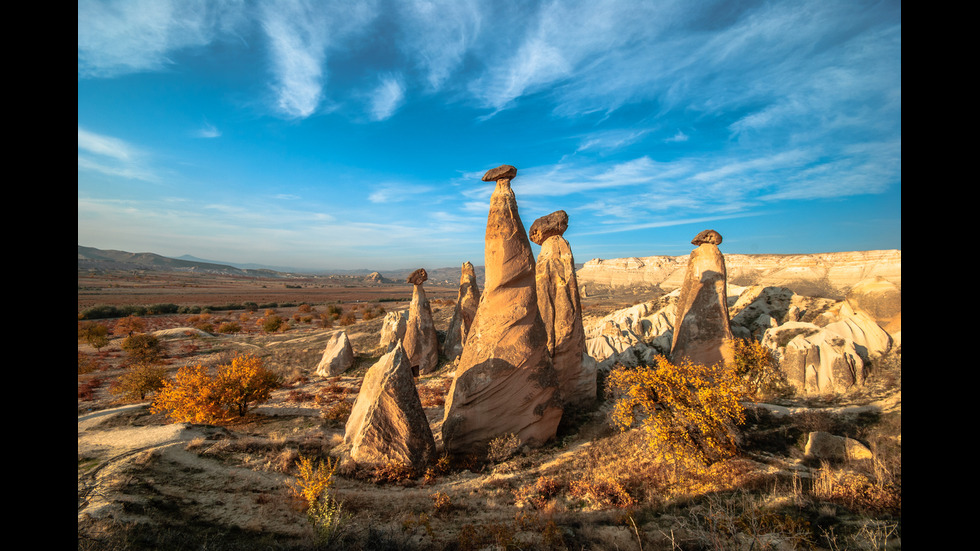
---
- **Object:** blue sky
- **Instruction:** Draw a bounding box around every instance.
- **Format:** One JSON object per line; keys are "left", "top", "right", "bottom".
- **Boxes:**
{"left": 78, "top": 0, "right": 901, "bottom": 272}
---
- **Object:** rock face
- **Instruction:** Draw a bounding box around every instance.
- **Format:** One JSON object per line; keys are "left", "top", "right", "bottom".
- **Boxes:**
{"left": 442, "top": 165, "right": 562, "bottom": 454}
{"left": 379, "top": 310, "right": 407, "bottom": 352}
{"left": 576, "top": 249, "right": 902, "bottom": 296}
{"left": 804, "top": 431, "right": 873, "bottom": 461}
{"left": 670, "top": 230, "right": 735, "bottom": 367}
{"left": 344, "top": 343, "right": 436, "bottom": 470}
{"left": 314, "top": 331, "right": 354, "bottom": 377}
{"left": 531, "top": 210, "right": 596, "bottom": 408}
{"left": 845, "top": 276, "right": 902, "bottom": 334}
{"left": 403, "top": 268, "right": 440, "bottom": 375}
{"left": 444, "top": 261, "right": 481, "bottom": 362}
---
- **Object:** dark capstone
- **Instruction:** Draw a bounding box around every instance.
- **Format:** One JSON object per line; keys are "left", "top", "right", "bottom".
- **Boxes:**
{"left": 691, "top": 229, "right": 723, "bottom": 246}
{"left": 529, "top": 210, "right": 569, "bottom": 245}
{"left": 482, "top": 164, "right": 517, "bottom": 182}
{"left": 407, "top": 268, "right": 428, "bottom": 285}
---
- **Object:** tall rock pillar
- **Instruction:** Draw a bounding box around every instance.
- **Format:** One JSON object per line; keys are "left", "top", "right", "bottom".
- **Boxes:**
{"left": 444, "top": 261, "right": 481, "bottom": 362}
{"left": 670, "top": 229, "right": 735, "bottom": 368}
{"left": 403, "top": 268, "right": 439, "bottom": 375}
{"left": 441, "top": 165, "right": 562, "bottom": 454}
{"left": 530, "top": 210, "right": 596, "bottom": 409}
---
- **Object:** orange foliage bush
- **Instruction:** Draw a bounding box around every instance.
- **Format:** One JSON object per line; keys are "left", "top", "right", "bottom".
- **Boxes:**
{"left": 151, "top": 354, "right": 281, "bottom": 423}
{"left": 608, "top": 355, "right": 746, "bottom": 467}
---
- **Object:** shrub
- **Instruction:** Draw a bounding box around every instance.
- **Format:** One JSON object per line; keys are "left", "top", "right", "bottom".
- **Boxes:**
{"left": 289, "top": 455, "right": 345, "bottom": 545}
{"left": 732, "top": 338, "right": 793, "bottom": 401}
{"left": 78, "top": 377, "right": 103, "bottom": 401}
{"left": 110, "top": 362, "right": 168, "bottom": 401}
{"left": 431, "top": 492, "right": 452, "bottom": 516}
{"left": 114, "top": 315, "right": 146, "bottom": 335}
{"left": 373, "top": 459, "right": 415, "bottom": 483}
{"left": 569, "top": 476, "right": 636, "bottom": 509}
{"left": 608, "top": 355, "right": 746, "bottom": 468}
{"left": 338, "top": 312, "right": 357, "bottom": 326}
{"left": 151, "top": 354, "right": 281, "bottom": 422}
{"left": 262, "top": 315, "right": 285, "bottom": 332}
{"left": 78, "top": 322, "right": 110, "bottom": 350}
{"left": 487, "top": 433, "right": 521, "bottom": 463}
{"left": 217, "top": 322, "right": 242, "bottom": 334}
{"left": 121, "top": 333, "right": 165, "bottom": 364}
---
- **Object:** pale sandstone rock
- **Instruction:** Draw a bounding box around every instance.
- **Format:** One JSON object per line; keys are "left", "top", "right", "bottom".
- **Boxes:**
{"left": 343, "top": 343, "right": 436, "bottom": 470}
{"left": 532, "top": 210, "right": 596, "bottom": 408}
{"left": 403, "top": 269, "right": 439, "bottom": 375}
{"left": 845, "top": 276, "right": 901, "bottom": 334}
{"left": 444, "top": 261, "right": 481, "bottom": 362}
{"left": 804, "top": 431, "right": 873, "bottom": 461}
{"left": 576, "top": 250, "right": 901, "bottom": 294}
{"left": 670, "top": 230, "right": 735, "bottom": 367}
{"left": 779, "top": 332, "right": 865, "bottom": 395}
{"left": 314, "top": 331, "right": 354, "bottom": 377}
{"left": 379, "top": 310, "right": 407, "bottom": 352}
{"left": 821, "top": 308, "right": 893, "bottom": 361}
{"left": 442, "top": 165, "right": 562, "bottom": 454}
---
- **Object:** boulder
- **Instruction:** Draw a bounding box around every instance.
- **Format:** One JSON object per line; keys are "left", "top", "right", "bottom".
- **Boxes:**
{"left": 403, "top": 269, "right": 440, "bottom": 375}
{"left": 343, "top": 343, "right": 436, "bottom": 470}
{"left": 314, "top": 331, "right": 354, "bottom": 377}
{"left": 670, "top": 230, "right": 735, "bottom": 367}
{"left": 532, "top": 210, "right": 596, "bottom": 408}
{"left": 442, "top": 165, "right": 562, "bottom": 454}
{"left": 444, "top": 261, "right": 481, "bottom": 362}
{"left": 804, "top": 431, "right": 873, "bottom": 461}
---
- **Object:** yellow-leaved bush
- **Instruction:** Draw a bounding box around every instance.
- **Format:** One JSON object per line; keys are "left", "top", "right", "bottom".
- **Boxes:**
{"left": 151, "top": 354, "right": 281, "bottom": 423}
{"left": 607, "top": 355, "right": 746, "bottom": 467}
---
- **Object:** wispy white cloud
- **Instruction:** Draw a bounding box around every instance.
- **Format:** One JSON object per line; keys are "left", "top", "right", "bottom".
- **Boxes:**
{"left": 368, "top": 182, "right": 433, "bottom": 204}
{"left": 395, "top": 0, "right": 483, "bottom": 90}
{"left": 196, "top": 122, "right": 221, "bottom": 138}
{"left": 77, "top": 0, "right": 247, "bottom": 78}
{"left": 367, "top": 75, "right": 406, "bottom": 121}
{"left": 77, "top": 127, "right": 158, "bottom": 182}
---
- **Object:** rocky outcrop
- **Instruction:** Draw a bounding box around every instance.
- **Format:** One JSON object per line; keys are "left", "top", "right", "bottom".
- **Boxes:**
{"left": 845, "top": 276, "right": 901, "bottom": 335}
{"left": 343, "top": 343, "right": 436, "bottom": 470}
{"left": 531, "top": 210, "right": 596, "bottom": 408}
{"left": 442, "top": 165, "right": 562, "bottom": 454}
{"left": 670, "top": 230, "right": 735, "bottom": 368}
{"left": 776, "top": 330, "right": 865, "bottom": 395}
{"left": 403, "top": 268, "right": 439, "bottom": 375}
{"left": 804, "top": 431, "right": 873, "bottom": 461}
{"left": 314, "top": 331, "right": 354, "bottom": 377}
{"left": 577, "top": 249, "right": 902, "bottom": 296}
{"left": 444, "top": 262, "right": 481, "bottom": 362}
{"left": 379, "top": 310, "right": 408, "bottom": 352}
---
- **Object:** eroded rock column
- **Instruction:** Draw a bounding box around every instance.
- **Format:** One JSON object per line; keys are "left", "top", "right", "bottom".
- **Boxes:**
{"left": 670, "top": 229, "right": 735, "bottom": 367}
{"left": 441, "top": 165, "right": 562, "bottom": 454}
{"left": 530, "top": 210, "right": 596, "bottom": 409}
{"left": 444, "top": 261, "right": 481, "bottom": 363}
{"left": 403, "top": 268, "right": 439, "bottom": 375}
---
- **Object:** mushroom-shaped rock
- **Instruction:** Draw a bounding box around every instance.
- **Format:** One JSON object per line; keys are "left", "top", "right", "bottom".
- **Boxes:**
{"left": 407, "top": 268, "right": 428, "bottom": 286}
{"left": 315, "top": 331, "right": 355, "bottom": 377}
{"left": 343, "top": 343, "right": 436, "bottom": 470}
{"left": 403, "top": 269, "right": 439, "bottom": 375}
{"left": 482, "top": 164, "right": 517, "bottom": 182}
{"left": 529, "top": 210, "right": 569, "bottom": 245}
{"left": 671, "top": 230, "right": 735, "bottom": 368}
{"left": 443, "top": 165, "right": 562, "bottom": 454}
{"left": 691, "top": 229, "right": 723, "bottom": 246}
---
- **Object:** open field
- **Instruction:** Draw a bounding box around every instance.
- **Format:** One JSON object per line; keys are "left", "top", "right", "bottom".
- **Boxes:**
{"left": 78, "top": 271, "right": 901, "bottom": 550}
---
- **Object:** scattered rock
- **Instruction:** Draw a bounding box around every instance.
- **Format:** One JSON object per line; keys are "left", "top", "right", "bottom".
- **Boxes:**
{"left": 343, "top": 343, "right": 436, "bottom": 470}
{"left": 314, "top": 331, "right": 355, "bottom": 377}
{"left": 804, "top": 431, "right": 873, "bottom": 461}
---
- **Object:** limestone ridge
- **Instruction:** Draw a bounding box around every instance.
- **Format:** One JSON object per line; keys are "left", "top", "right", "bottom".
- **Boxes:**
{"left": 403, "top": 268, "right": 440, "bottom": 375}
{"left": 444, "top": 261, "right": 481, "bottom": 362}
{"left": 531, "top": 210, "right": 597, "bottom": 408}
{"left": 670, "top": 230, "right": 735, "bottom": 368}
{"left": 442, "top": 165, "right": 562, "bottom": 454}
{"left": 343, "top": 343, "right": 436, "bottom": 470}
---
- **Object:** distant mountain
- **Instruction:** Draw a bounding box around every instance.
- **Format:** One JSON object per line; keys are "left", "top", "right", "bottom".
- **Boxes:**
{"left": 78, "top": 246, "right": 283, "bottom": 277}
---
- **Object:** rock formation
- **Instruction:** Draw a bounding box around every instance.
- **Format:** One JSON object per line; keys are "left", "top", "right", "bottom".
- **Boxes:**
{"left": 314, "top": 330, "right": 354, "bottom": 377}
{"left": 670, "top": 230, "right": 735, "bottom": 367}
{"left": 343, "top": 343, "right": 436, "bottom": 470}
{"left": 530, "top": 210, "right": 596, "bottom": 408}
{"left": 444, "top": 261, "right": 481, "bottom": 362}
{"left": 403, "top": 268, "right": 439, "bottom": 375}
{"left": 379, "top": 310, "right": 407, "bottom": 352}
{"left": 845, "top": 276, "right": 902, "bottom": 335}
{"left": 576, "top": 249, "right": 902, "bottom": 295}
{"left": 441, "top": 165, "right": 562, "bottom": 454}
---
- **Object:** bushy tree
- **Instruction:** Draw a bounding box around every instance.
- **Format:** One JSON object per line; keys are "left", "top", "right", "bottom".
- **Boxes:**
{"left": 114, "top": 315, "right": 146, "bottom": 335}
{"left": 121, "top": 333, "right": 165, "bottom": 364}
{"left": 110, "top": 362, "right": 168, "bottom": 401}
{"left": 608, "top": 355, "right": 746, "bottom": 468}
{"left": 78, "top": 322, "right": 110, "bottom": 350}
{"left": 151, "top": 354, "right": 281, "bottom": 423}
